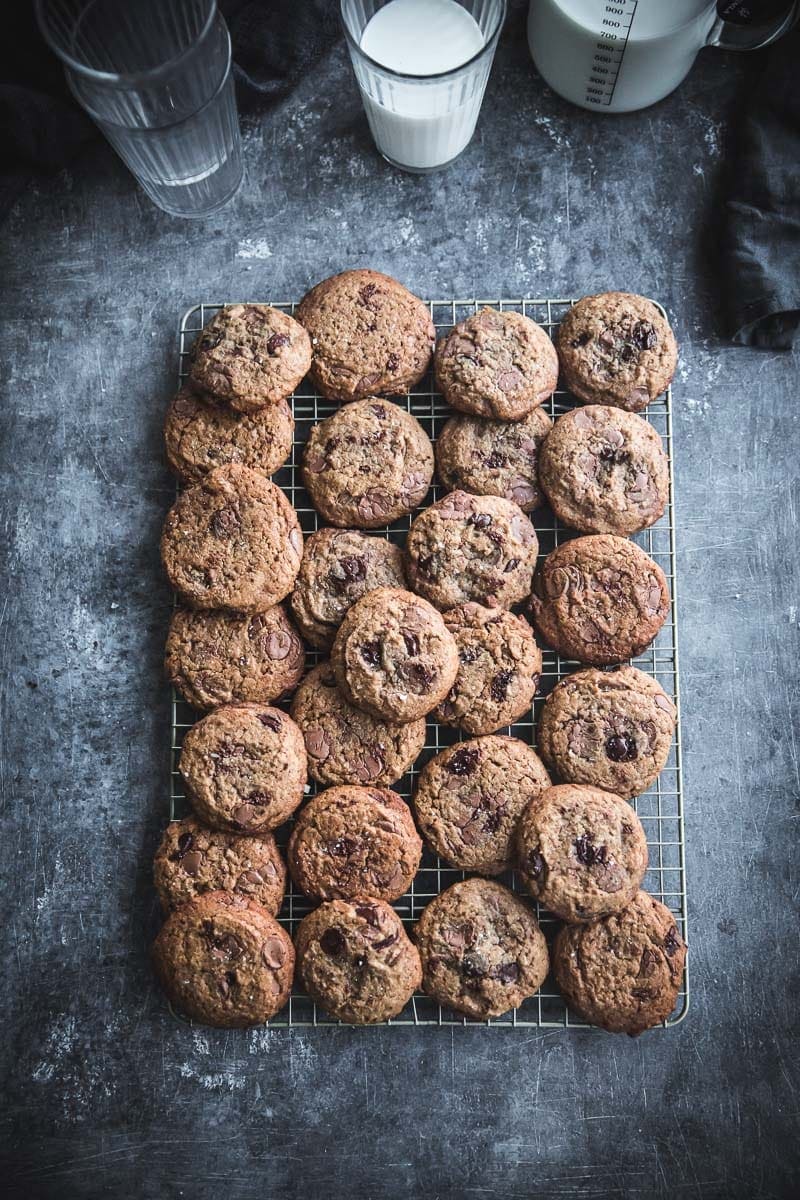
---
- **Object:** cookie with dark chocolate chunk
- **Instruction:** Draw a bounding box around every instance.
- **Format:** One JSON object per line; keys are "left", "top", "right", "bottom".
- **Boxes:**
{"left": 154, "top": 816, "right": 286, "bottom": 915}
{"left": 515, "top": 783, "right": 648, "bottom": 922}
{"left": 287, "top": 785, "right": 422, "bottom": 902}
{"left": 537, "top": 666, "right": 676, "bottom": 798}
{"left": 294, "top": 899, "right": 421, "bottom": 1023}
{"left": 435, "top": 407, "right": 552, "bottom": 512}
{"left": 179, "top": 703, "right": 307, "bottom": 834}
{"left": 435, "top": 307, "right": 558, "bottom": 421}
{"left": 553, "top": 890, "right": 686, "bottom": 1035}
{"left": 291, "top": 663, "right": 425, "bottom": 788}
{"left": 189, "top": 304, "right": 311, "bottom": 413}
{"left": 556, "top": 293, "right": 677, "bottom": 411}
{"left": 152, "top": 890, "right": 294, "bottom": 1027}
{"left": 166, "top": 604, "right": 304, "bottom": 711}
{"left": 295, "top": 270, "right": 435, "bottom": 403}
{"left": 412, "top": 735, "right": 550, "bottom": 875}
{"left": 302, "top": 398, "right": 433, "bottom": 528}
{"left": 538, "top": 405, "right": 669, "bottom": 535}
{"left": 530, "top": 535, "right": 670, "bottom": 665}
{"left": 416, "top": 878, "right": 548, "bottom": 1019}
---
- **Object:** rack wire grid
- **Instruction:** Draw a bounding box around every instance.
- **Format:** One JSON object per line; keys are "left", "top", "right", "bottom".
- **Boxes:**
{"left": 171, "top": 297, "right": 688, "bottom": 1029}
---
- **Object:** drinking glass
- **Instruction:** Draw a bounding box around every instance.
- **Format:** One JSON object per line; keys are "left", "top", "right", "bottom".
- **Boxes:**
{"left": 35, "top": 0, "right": 243, "bottom": 217}
{"left": 341, "top": 0, "right": 507, "bottom": 173}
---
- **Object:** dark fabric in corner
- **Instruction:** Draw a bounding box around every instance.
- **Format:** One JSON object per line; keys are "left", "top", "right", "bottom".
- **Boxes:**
{"left": 723, "top": 28, "right": 800, "bottom": 349}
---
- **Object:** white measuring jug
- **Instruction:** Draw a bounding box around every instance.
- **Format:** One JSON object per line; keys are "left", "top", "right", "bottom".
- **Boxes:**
{"left": 528, "top": 0, "right": 799, "bottom": 113}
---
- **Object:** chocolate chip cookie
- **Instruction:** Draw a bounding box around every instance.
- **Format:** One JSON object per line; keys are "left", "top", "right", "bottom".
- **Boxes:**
{"left": 301, "top": 398, "right": 434, "bottom": 528}
{"left": 179, "top": 703, "right": 307, "bottom": 834}
{"left": 413, "top": 735, "right": 551, "bottom": 875}
{"left": 295, "top": 270, "right": 435, "bottom": 403}
{"left": 161, "top": 464, "right": 303, "bottom": 613}
{"left": 433, "top": 604, "right": 542, "bottom": 735}
{"left": 166, "top": 604, "right": 305, "bottom": 711}
{"left": 331, "top": 587, "right": 458, "bottom": 722}
{"left": 291, "top": 663, "right": 425, "bottom": 788}
{"left": 435, "top": 308, "right": 558, "bottom": 420}
{"left": 556, "top": 293, "right": 678, "bottom": 412}
{"left": 553, "top": 890, "right": 686, "bottom": 1035}
{"left": 290, "top": 528, "right": 407, "bottom": 650}
{"left": 538, "top": 406, "right": 669, "bottom": 535}
{"left": 287, "top": 785, "right": 422, "bottom": 902}
{"left": 405, "top": 490, "right": 539, "bottom": 611}
{"left": 435, "top": 408, "right": 552, "bottom": 512}
{"left": 515, "top": 783, "right": 648, "bottom": 922}
{"left": 530, "top": 535, "right": 670, "bottom": 665}
{"left": 153, "top": 816, "right": 287, "bottom": 915}
{"left": 294, "top": 899, "right": 422, "bottom": 1023}
{"left": 415, "top": 878, "right": 549, "bottom": 1019}
{"left": 189, "top": 304, "right": 311, "bottom": 413}
{"left": 152, "top": 890, "right": 294, "bottom": 1027}
{"left": 537, "top": 666, "right": 676, "bottom": 798}
{"left": 164, "top": 385, "right": 294, "bottom": 484}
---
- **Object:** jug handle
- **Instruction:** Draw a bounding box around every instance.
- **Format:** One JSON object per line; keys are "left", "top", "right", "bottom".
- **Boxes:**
{"left": 706, "top": 1, "right": 799, "bottom": 50}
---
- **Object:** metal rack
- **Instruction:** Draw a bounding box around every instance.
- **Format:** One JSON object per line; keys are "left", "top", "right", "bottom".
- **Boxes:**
{"left": 171, "top": 298, "right": 688, "bottom": 1029}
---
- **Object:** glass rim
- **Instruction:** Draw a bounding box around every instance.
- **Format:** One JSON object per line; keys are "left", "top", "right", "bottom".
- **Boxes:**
{"left": 340, "top": 0, "right": 507, "bottom": 83}
{"left": 34, "top": 0, "right": 219, "bottom": 87}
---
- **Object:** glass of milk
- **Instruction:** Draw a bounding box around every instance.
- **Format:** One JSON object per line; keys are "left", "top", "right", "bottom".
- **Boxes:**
{"left": 527, "top": 0, "right": 799, "bottom": 114}
{"left": 341, "top": 0, "right": 507, "bottom": 172}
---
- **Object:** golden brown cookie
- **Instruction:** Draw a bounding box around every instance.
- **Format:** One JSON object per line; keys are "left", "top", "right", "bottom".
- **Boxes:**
{"left": 296, "top": 270, "right": 435, "bottom": 403}
{"left": 435, "top": 407, "right": 552, "bottom": 512}
{"left": 189, "top": 304, "right": 311, "bottom": 412}
{"left": 164, "top": 385, "right": 294, "bottom": 484}
{"left": 153, "top": 816, "right": 286, "bottom": 915}
{"left": 152, "top": 890, "right": 294, "bottom": 1027}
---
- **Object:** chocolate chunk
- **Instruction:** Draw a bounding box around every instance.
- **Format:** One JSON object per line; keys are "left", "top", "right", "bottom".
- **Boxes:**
{"left": 266, "top": 332, "right": 290, "bottom": 355}
{"left": 490, "top": 669, "right": 513, "bottom": 702}
{"left": 181, "top": 850, "right": 203, "bottom": 876}
{"left": 606, "top": 733, "right": 637, "bottom": 762}
{"left": 355, "top": 903, "right": 380, "bottom": 926}
{"left": 266, "top": 631, "right": 292, "bottom": 660}
{"left": 468, "top": 512, "right": 493, "bottom": 530}
{"left": 574, "top": 834, "right": 608, "bottom": 867}
{"left": 258, "top": 713, "right": 282, "bottom": 732}
{"left": 336, "top": 555, "right": 367, "bottom": 585}
{"left": 360, "top": 639, "right": 382, "bottom": 667}
{"left": 211, "top": 505, "right": 241, "bottom": 538}
{"left": 664, "top": 926, "right": 682, "bottom": 956}
{"left": 493, "top": 961, "right": 520, "bottom": 984}
{"left": 304, "top": 727, "right": 331, "bottom": 760}
{"left": 386, "top": 352, "right": 400, "bottom": 372}
{"left": 319, "top": 927, "right": 346, "bottom": 957}
{"left": 262, "top": 935, "right": 286, "bottom": 969}
{"left": 527, "top": 850, "right": 545, "bottom": 878}
{"left": 447, "top": 747, "right": 480, "bottom": 776}
{"left": 402, "top": 630, "right": 420, "bottom": 656}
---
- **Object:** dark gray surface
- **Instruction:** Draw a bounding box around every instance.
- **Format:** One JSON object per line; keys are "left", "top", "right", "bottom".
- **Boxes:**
{"left": 2, "top": 7, "right": 798, "bottom": 1198}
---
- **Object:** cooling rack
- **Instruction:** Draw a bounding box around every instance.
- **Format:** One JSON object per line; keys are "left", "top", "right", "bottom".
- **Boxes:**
{"left": 170, "top": 297, "right": 688, "bottom": 1029}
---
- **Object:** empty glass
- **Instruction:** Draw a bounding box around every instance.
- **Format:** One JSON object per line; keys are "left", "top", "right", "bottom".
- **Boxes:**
{"left": 341, "top": 0, "right": 507, "bottom": 173}
{"left": 35, "top": 0, "right": 243, "bottom": 217}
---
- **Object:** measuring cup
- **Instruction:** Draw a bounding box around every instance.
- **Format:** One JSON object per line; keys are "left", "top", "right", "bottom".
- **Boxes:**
{"left": 527, "top": 0, "right": 799, "bottom": 113}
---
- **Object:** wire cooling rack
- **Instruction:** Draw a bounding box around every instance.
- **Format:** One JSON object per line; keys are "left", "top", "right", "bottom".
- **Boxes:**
{"left": 169, "top": 298, "right": 688, "bottom": 1029}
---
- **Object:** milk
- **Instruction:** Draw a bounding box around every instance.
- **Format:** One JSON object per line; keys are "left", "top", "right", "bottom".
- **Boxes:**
{"left": 527, "top": 0, "right": 718, "bottom": 113}
{"left": 357, "top": 0, "right": 488, "bottom": 171}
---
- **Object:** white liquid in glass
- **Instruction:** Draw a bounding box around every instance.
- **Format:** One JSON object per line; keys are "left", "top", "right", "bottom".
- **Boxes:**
{"left": 359, "top": 0, "right": 486, "bottom": 170}
{"left": 528, "top": 0, "right": 717, "bottom": 113}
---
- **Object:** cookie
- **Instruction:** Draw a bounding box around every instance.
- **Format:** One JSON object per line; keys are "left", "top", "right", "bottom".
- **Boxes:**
{"left": 433, "top": 604, "right": 542, "bottom": 735}
{"left": 301, "top": 398, "right": 434, "bottom": 527}
{"left": 515, "top": 783, "right": 648, "bottom": 922}
{"left": 556, "top": 292, "right": 677, "bottom": 412}
{"left": 435, "top": 308, "right": 558, "bottom": 420}
{"left": 179, "top": 703, "right": 307, "bottom": 834}
{"left": 295, "top": 270, "right": 435, "bottom": 403}
{"left": 538, "top": 406, "right": 669, "bottom": 535}
{"left": 553, "top": 890, "right": 686, "bottom": 1035}
{"left": 287, "top": 785, "right": 422, "bottom": 902}
{"left": 330, "top": 587, "right": 458, "bottom": 722}
{"left": 152, "top": 890, "right": 294, "bottom": 1027}
{"left": 294, "top": 899, "right": 422, "bottom": 1023}
{"left": 405, "top": 490, "right": 538, "bottom": 611}
{"left": 291, "top": 663, "right": 425, "bottom": 788}
{"left": 189, "top": 304, "right": 311, "bottom": 413}
{"left": 290, "top": 528, "right": 407, "bottom": 650}
{"left": 537, "top": 666, "right": 676, "bottom": 799}
{"left": 435, "top": 408, "right": 552, "bottom": 512}
{"left": 153, "top": 816, "right": 286, "bottom": 915}
{"left": 161, "top": 464, "right": 303, "bottom": 613}
{"left": 415, "top": 878, "right": 549, "bottom": 1019}
{"left": 164, "top": 385, "right": 294, "bottom": 485}
{"left": 165, "top": 604, "right": 305, "bottom": 711}
{"left": 413, "top": 735, "right": 550, "bottom": 875}
{"left": 530, "top": 535, "right": 670, "bottom": 665}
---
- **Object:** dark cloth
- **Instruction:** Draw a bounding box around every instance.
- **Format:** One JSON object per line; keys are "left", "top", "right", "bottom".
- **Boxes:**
{"left": 723, "top": 26, "right": 800, "bottom": 349}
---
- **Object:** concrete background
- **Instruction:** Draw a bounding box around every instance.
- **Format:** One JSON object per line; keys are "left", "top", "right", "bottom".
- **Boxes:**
{"left": 2, "top": 3, "right": 798, "bottom": 1197}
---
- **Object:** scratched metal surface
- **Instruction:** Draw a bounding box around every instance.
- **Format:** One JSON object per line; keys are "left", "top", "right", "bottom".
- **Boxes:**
{"left": 1, "top": 3, "right": 798, "bottom": 1197}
